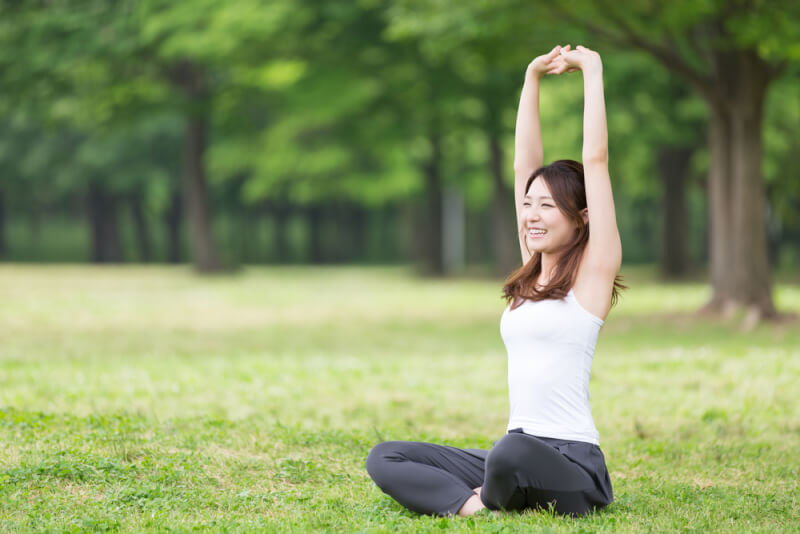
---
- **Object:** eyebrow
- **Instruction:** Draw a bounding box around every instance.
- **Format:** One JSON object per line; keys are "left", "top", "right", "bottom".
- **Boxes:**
{"left": 524, "top": 195, "right": 553, "bottom": 201}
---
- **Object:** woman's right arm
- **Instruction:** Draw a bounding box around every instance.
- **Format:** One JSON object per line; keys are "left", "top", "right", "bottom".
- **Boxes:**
{"left": 513, "top": 45, "right": 563, "bottom": 265}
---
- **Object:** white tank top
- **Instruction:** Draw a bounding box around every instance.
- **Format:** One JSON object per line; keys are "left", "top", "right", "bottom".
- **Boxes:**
{"left": 499, "top": 289, "right": 603, "bottom": 445}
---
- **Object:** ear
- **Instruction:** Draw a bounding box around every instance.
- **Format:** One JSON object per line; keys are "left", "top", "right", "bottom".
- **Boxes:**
{"left": 580, "top": 208, "right": 589, "bottom": 225}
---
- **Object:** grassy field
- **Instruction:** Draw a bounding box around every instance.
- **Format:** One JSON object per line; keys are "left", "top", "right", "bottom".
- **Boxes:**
{"left": 1, "top": 264, "right": 798, "bottom": 533}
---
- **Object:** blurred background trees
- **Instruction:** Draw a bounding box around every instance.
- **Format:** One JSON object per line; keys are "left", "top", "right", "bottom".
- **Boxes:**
{"left": 0, "top": 0, "right": 798, "bottom": 316}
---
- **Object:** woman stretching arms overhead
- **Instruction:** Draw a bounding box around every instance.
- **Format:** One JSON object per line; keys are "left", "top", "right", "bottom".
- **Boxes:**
{"left": 366, "top": 44, "right": 624, "bottom": 517}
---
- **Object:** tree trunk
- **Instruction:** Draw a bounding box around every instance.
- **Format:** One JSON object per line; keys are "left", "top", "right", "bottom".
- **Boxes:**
{"left": 272, "top": 204, "right": 289, "bottom": 263}
{"left": 307, "top": 205, "right": 324, "bottom": 264}
{"left": 30, "top": 202, "right": 42, "bottom": 257}
{"left": 169, "top": 60, "right": 221, "bottom": 272}
{"left": 87, "top": 183, "right": 122, "bottom": 263}
{"left": 349, "top": 204, "right": 367, "bottom": 262}
{"left": 419, "top": 130, "right": 444, "bottom": 275}
{"left": 442, "top": 187, "right": 465, "bottom": 274}
{"left": 238, "top": 210, "right": 255, "bottom": 264}
{"left": 183, "top": 115, "right": 221, "bottom": 272}
{"left": 129, "top": 193, "right": 152, "bottom": 262}
{"left": 657, "top": 146, "right": 692, "bottom": 279}
{"left": 703, "top": 99, "right": 736, "bottom": 312}
{"left": 330, "top": 203, "right": 346, "bottom": 263}
{"left": 164, "top": 190, "right": 182, "bottom": 263}
{"left": 702, "top": 50, "right": 776, "bottom": 318}
{"left": 728, "top": 51, "right": 775, "bottom": 317}
{"left": 374, "top": 204, "right": 396, "bottom": 262}
{"left": 488, "top": 132, "right": 518, "bottom": 277}
{"left": 465, "top": 208, "right": 487, "bottom": 266}
{"left": 0, "top": 189, "right": 6, "bottom": 259}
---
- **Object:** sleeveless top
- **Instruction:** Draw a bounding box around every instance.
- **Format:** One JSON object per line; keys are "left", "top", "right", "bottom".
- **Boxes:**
{"left": 499, "top": 289, "right": 603, "bottom": 445}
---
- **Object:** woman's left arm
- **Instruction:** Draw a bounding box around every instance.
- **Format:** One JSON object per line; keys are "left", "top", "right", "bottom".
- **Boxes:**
{"left": 552, "top": 46, "right": 622, "bottom": 317}
{"left": 578, "top": 49, "right": 622, "bottom": 276}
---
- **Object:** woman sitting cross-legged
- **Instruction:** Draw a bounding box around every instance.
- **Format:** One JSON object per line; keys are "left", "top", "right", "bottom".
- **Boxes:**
{"left": 365, "top": 44, "right": 624, "bottom": 517}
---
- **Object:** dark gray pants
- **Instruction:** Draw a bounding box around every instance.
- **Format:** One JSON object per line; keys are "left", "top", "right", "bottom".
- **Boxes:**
{"left": 365, "top": 429, "right": 613, "bottom": 517}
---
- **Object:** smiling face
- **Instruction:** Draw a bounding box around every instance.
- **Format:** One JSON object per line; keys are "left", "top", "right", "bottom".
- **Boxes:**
{"left": 522, "top": 176, "right": 584, "bottom": 255}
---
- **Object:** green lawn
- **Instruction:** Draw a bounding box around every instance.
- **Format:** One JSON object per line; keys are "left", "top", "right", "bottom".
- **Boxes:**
{"left": 1, "top": 264, "right": 798, "bottom": 533}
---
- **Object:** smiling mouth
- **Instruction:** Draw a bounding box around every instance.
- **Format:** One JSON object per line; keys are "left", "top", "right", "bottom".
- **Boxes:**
{"left": 528, "top": 229, "right": 547, "bottom": 238}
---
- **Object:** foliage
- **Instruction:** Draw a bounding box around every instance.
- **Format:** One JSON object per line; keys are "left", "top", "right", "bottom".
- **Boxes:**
{"left": 0, "top": 2, "right": 799, "bottom": 267}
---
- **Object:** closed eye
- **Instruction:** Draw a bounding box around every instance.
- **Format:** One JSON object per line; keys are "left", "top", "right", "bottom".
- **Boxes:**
{"left": 542, "top": 203, "right": 554, "bottom": 208}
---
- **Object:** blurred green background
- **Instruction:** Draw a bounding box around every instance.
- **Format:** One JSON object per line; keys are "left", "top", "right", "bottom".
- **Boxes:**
{"left": 1, "top": 1, "right": 798, "bottom": 300}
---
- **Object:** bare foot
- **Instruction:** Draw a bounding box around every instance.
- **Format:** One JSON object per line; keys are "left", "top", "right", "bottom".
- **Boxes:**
{"left": 457, "top": 487, "right": 485, "bottom": 517}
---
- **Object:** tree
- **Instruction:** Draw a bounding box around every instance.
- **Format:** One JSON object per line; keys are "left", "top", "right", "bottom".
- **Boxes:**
{"left": 557, "top": 0, "right": 800, "bottom": 319}
{"left": 0, "top": 1, "right": 184, "bottom": 263}
{"left": 130, "top": 1, "right": 294, "bottom": 271}
{"left": 215, "top": 1, "right": 461, "bottom": 273}
{"left": 385, "top": 0, "right": 550, "bottom": 276}
{"left": 603, "top": 51, "right": 706, "bottom": 277}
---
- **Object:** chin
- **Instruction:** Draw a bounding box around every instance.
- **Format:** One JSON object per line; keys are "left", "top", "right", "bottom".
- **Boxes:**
{"left": 528, "top": 241, "right": 561, "bottom": 255}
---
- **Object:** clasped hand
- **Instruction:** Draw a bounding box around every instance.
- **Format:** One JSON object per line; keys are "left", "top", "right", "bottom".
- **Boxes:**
{"left": 528, "top": 45, "right": 602, "bottom": 78}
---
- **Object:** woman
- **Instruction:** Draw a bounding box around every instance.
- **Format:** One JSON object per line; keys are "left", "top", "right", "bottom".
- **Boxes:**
{"left": 366, "top": 44, "right": 623, "bottom": 517}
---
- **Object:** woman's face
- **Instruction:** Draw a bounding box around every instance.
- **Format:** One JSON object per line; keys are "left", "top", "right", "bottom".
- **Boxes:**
{"left": 522, "top": 176, "right": 581, "bottom": 254}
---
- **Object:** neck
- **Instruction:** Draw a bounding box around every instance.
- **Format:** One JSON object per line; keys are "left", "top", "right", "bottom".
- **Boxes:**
{"left": 538, "top": 252, "right": 560, "bottom": 286}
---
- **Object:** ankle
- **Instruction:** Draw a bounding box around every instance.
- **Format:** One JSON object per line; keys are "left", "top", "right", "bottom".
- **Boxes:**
{"left": 457, "top": 494, "right": 486, "bottom": 516}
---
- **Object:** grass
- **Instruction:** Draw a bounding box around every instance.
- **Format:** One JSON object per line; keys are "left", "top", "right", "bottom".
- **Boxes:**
{"left": 0, "top": 264, "right": 798, "bottom": 533}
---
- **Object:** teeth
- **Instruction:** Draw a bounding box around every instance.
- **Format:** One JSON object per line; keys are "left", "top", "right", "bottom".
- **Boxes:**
{"left": 529, "top": 229, "right": 546, "bottom": 235}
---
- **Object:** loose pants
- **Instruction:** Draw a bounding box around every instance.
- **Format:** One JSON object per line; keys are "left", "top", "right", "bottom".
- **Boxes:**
{"left": 365, "top": 428, "right": 613, "bottom": 517}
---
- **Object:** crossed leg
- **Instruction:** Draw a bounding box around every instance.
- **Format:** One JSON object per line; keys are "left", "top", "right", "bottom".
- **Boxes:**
{"left": 365, "top": 441, "right": 487, "bottom": 517}
{"left": 482, "top": 432, "right": 598, "bottom": 516}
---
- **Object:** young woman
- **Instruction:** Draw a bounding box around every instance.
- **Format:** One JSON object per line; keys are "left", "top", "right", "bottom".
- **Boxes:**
{"left": 366, "top": 44, "right": 623, "bottom": 517}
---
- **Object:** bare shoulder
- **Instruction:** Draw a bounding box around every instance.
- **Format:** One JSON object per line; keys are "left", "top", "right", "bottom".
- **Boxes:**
{"left": 572, "top": 248, "right": 619, "bottom": 321}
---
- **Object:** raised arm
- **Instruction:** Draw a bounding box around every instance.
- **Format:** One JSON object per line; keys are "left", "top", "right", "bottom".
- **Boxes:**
{"left": 551, "top": 46, "right": 622, "bottom": 318}
{"left": 514, "top": 46, "right": 563, "bottom": 265}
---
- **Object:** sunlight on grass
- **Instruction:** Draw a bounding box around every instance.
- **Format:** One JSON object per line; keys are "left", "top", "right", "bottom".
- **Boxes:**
{"left": 0, "top": 265, "right": 798, "bottom": 532}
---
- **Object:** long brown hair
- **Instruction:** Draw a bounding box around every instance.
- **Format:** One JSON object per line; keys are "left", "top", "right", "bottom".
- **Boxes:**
{"left": 502, "top": 159, "right": 625, "bottom": 310}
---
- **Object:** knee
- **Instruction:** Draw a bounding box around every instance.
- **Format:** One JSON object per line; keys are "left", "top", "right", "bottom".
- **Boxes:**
{"left": 365, "top": 441, "right": 402, "bottom": 483}
{"left": 485, "top": 453, "right": 521, "bottom": 487}
{"left": 484, "top": 435, "right": 527, "bottom": 479}
{"left": 481, "top": 436, "right": 533, "bottom": 511}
